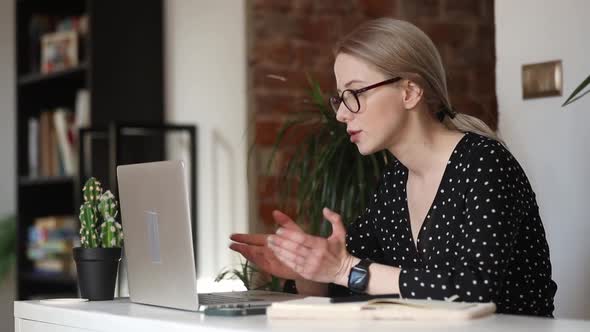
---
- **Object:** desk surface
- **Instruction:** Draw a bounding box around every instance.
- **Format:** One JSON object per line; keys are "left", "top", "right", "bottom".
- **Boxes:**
{"left": 14, "top": 298, "right": 590, "bottom": 332}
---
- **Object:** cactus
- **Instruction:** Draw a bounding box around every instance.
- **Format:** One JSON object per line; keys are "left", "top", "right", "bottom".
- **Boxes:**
{"left": 78, "top": 178, "right": 124, "bottom": 248}
{"left": 98, "top": 190, "right": 118, "bottom": 220}
{"left": 82, "top": 177, "right": 103, "bottom": 206}
{"left": 79, "top": 202, "right": 99, "bottom": 248}
{"left": 100, "top": 216, "right": 124, "bottom": 248}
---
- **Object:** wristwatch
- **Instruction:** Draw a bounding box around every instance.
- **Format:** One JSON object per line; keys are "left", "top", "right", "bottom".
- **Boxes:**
{"left": 348, "top": 259, "right": 373, "bottom": 293}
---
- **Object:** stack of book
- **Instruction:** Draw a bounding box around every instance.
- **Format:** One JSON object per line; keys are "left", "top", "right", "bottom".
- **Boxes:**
{"left": 27, "top": 216, "right": 79, "bottom": 277}
{"left": 27, "top": 89, "right": 90, "bottom": 178}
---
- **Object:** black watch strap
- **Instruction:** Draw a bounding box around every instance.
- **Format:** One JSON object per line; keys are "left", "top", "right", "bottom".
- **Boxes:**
{"left": 348, "top": 259, "right": 373, "bottom": 293}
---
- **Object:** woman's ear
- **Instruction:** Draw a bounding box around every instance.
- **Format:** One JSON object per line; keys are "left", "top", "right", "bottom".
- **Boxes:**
{"left": 401, "top": 80, "right": 424, "bottom": 110}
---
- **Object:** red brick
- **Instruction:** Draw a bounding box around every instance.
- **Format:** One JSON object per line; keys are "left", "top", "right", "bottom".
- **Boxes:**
{"left": 253, "top": 14, "right": 302, "bottom": 40}
{"left": 447, "top": 41, "right": 494, "bottom": 66}
{"left": 255, "top": 118, "right": 321, "bottom": 147}
{"left": 476, "top": 24, "right": 495, "bottom": 42}
{"left": 340, "top": 15, "right": 369, "bottom": 37}
{"left": 258, "top": 175, "right": 279, "bottom": 199}
{"left": 473, "top": 65, "right": 496, "bottom": 96}
{"left": 421, "top": 22, "right": 475, "bottom": 48}
{"left": 358, "top": 0, "right": 399, "bottom": 18}
{"left": 251, "top": 39, "right": 295, "bottom": 69}
{"left": 446, "top": 68, "right": 471, "bottom": 96}
{"left": 292, "top": 41, "right": 317, "bottom": 67}
{"left": 253, "top": 66, "right": 336, "bottom": 96}
{"left": 255, "top": 120, "right": 284, "bottom": 146}
{"left": 400, "top": 0, "right": 442, "bottom": 18}
{"left": 258, "top": 202, "right": 278, "bottom": 226}
{"left": 252, "top": 0, "right": 292, "bottom": 14}
{"left": 314, "top": 0, "right": 357, "bottom": 15}
{"left": 291, "top": 0, "right": 315, "bottom": 15}
{"left": 482, "top": 97, "right": 498, "bottom": 131}
{"left": 299, "top": 15, "right": 343, "bottom": 43}
{"left": 250, "top": 0, "right": 499, "bottom": 230}
{"left": 252, "top": 66, "right": 298, "bottom": 93}
{"left": 258, "top": 201, "right": 299, "bottom": 226}
{"left": 281, "top": 122, "right": 321, "bottom": 146}
{"left": 292, "top": 41, "right": 337, "bottom": 70}
{"left": 450, "top": 96, "right": 489, "bottom": 125}
{"left": 480, "top": 0, "right": 495, "bottom": 23}
{"left": 254, "top": 93, "right": 303, "bottom": 114}
{"left": 444, "top": 0, "right": 483, "bottom": 19}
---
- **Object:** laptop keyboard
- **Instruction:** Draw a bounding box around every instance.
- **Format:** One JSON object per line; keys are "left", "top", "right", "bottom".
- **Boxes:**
{"left": 198, "top": 293, "right": 265, "bottom": 305}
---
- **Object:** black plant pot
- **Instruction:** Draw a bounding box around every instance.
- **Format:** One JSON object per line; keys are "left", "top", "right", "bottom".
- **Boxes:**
{"left": 73, "top": 247, "right": 121, "bottom": 301}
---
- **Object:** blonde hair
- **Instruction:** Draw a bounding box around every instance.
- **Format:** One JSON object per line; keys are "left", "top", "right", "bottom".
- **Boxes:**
{"left": 334, "top": 18, "right": 500, "bottom": 142}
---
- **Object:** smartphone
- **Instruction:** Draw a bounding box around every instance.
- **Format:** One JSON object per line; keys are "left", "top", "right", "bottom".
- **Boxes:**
{"left": 203, "top": 306, "right": 267, "bottom": 316}
{"left": 330, "top": 293, "right": 400, "bottom": 303}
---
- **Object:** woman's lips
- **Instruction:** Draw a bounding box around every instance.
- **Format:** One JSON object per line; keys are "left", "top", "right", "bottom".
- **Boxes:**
{"left": 348, "top": 130, "right": 362, "bottom": 142}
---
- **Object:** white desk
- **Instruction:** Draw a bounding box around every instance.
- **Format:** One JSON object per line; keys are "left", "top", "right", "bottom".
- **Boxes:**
{"left": 14, "top": 298, "right": 590, "bottom": 332}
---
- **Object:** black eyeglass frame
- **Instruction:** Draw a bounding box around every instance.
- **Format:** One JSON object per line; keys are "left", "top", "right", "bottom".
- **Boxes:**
{"left": 330, "top": 77, "right": 402, "bottom": 114}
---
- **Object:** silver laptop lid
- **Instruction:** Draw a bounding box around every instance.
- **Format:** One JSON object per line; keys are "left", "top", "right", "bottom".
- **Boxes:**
{"left": 117, "top": 160, "right": 199, "bottom": 311}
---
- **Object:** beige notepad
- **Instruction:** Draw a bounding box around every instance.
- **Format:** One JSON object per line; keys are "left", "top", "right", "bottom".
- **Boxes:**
{"left": 267, "top": 297, "right": 496, "bottom": 320}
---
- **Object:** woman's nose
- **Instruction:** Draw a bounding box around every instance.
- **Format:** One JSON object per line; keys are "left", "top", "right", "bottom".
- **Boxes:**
{"left": 335, "top": 104, "right": 351, "bottom": 123}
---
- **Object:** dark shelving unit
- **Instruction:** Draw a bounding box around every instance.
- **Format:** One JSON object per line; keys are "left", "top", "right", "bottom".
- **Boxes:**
{"left": 18, "top": 175, "right": 74, "bottom": 187}
{"left": 17, "top": 62, "right": 88, "bottom": 86}
{"left": 15, "top": 0, "right": 164, "bottom": 300}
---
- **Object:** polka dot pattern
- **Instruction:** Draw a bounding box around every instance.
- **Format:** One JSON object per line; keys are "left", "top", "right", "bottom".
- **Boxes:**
{"left": 341, "top": 132, "right": 557, "bottom": 317}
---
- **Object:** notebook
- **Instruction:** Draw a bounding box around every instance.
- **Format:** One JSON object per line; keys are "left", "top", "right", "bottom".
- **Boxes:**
{"left": 267, "top": 296, "right": 496, "bottom": 320}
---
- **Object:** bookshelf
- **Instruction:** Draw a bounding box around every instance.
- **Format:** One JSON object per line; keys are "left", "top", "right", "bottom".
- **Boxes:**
{"left": 15, "top": 0, "right": 164, "bottom": 300}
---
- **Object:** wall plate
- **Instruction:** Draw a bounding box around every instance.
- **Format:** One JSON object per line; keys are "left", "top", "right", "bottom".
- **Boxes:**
{"left": 522, "top": 60, "right": 563, "bottom": 99}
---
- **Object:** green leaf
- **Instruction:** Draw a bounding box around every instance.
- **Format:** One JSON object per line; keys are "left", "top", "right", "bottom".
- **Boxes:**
{"left": 0, "top": 215, "right": 16, "bottom": 283}
{"left": 267, "top": 119, "right": 308, "bottom": 174}
{"left": 563, "top": 74, "right": 590, "bottom": 106}
{"left": 250, "top": 75, "right": 393, "bottom": 264}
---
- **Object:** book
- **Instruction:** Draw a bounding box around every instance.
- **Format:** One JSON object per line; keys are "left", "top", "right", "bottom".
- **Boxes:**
{"left": 27, "top": 216, "right": 78, "bottom": 277}
{"left": 53, "top": 109, "right": 77, "bottom": 176}
{"left": 267, "top": 296, "right": 496, "bottom": 321}
{"left": 39, "top": 111, "right": 52, "bottom": 177}
{"left": 28, "top": 118, "right": 39, "bottom": 177}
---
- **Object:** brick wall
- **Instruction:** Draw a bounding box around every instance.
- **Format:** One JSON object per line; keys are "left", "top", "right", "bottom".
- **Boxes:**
{"left": 250, "top": 0, "right": 497, "bottom": 226}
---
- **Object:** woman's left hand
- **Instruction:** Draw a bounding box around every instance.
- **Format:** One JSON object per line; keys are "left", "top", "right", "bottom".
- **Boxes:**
{"left": 267, "top": 207, "right": 355, "bottom": 285}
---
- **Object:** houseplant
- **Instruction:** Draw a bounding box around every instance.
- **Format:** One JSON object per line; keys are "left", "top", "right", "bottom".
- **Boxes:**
{"left": 219, "top": 77, "right": 393, "bottom": 289}
{"left": 215, "top": 259, "right": 281, "bottom": 291}
{"left": 73, "top": 177, "right": 124, "bottom": 300}
{"left": 0, "top": 215, "right": 16, "bottom": 284}
{"left": 563, "top": 74, "right": 590, "bottom": 106}
{"left": 267, "top": 76, "right": 393, "bottom": 236}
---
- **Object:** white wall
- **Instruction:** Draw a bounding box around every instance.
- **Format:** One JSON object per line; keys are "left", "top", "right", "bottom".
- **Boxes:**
{"left": 164, "top": 0, "right": 249, "bottom": 286}
{"left": 0, "top": 0, "right": 15, "bottom": 215}
{"left": 0, "top": 0, "right": 15, "bottom": 330}
{"left": 496, "top": 0, "right": 590, "bottom": 319}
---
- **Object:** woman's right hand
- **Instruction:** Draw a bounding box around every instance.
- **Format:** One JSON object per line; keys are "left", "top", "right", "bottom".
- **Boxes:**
{"left": 229, "top": 211, "right": 303, "bottom": 281}
{"left": 229, "top": 233, "right": 301, "bottom": 280}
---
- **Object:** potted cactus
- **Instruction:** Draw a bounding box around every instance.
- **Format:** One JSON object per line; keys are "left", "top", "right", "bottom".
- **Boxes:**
{"left": 73, "top": 177, "right": 124, "bottom": 301}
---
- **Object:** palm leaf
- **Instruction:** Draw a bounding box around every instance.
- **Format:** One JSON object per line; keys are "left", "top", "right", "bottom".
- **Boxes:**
{"left": 219, "top": 76, "right": 395, "bottom": 291}
{"left": 563, "top": 74, "right": 590, "bottom": 106}
{"left": 265, "top": 77, "right": 394, "bottom": 236}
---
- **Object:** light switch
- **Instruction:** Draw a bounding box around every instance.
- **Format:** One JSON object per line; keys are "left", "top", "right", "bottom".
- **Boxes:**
{"left": 522, "top": 60, "right": 562, "bottom": 99}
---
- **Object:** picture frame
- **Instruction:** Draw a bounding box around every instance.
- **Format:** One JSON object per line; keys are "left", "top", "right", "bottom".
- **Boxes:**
{"left": 41, "top": 30, "right": 79, "bottom": 74}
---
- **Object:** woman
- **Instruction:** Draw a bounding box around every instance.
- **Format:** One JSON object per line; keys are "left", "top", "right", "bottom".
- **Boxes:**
{"left": 230, "top": 18, "right": 557, "bottom": 317}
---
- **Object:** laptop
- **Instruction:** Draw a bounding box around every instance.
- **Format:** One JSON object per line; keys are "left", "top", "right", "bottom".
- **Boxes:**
{"left": 116, "top": 160, "right": 303, "bottom": 312}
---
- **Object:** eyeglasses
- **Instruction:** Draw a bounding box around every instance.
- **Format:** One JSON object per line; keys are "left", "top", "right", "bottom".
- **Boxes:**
{"left": 329, "top": 77, "right": 402, "bottom": 114}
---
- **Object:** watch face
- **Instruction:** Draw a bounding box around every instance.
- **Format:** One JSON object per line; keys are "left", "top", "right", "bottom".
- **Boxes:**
{"left": 349, "top": 266, "right": 369, "bottom": 293}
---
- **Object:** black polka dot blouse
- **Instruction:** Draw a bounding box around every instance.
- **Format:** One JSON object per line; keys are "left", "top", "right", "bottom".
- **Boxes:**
{"left": 336, "top": 132, "right": 558, "bottom": 317}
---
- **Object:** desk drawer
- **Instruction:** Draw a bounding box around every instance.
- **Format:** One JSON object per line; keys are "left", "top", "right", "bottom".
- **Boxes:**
{"left": 17, "top": 318, "right": 95, "bottom": 332}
